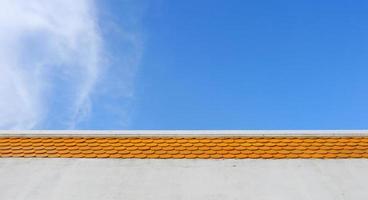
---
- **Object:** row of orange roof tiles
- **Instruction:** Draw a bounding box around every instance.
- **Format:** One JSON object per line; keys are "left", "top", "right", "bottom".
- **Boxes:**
{"left": 0, "top": 137, "right": 368, "bottom": 159}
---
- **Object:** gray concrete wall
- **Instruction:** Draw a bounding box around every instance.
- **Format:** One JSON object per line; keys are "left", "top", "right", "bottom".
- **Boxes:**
{"left": 0, "top": 158, "right": 367, "bottom": 200}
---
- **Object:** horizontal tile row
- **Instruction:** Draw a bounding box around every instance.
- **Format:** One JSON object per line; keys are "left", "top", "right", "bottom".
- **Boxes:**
{"left": 0, "top": 137, "right": 368, "bottom": 159}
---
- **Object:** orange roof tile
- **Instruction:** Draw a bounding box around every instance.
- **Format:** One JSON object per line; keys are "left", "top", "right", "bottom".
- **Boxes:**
{"left": 0, "top": 136, "right": 368, "bottom": 159}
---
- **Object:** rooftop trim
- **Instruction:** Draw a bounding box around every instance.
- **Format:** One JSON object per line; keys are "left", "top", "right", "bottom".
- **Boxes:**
{"left": 0, "top": 130, "right": 368, "bottom": 137}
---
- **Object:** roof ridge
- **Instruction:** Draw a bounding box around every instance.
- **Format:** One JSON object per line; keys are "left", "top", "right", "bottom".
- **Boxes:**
{"left": 1, "top": 130, "right": 368, "bottom": 137}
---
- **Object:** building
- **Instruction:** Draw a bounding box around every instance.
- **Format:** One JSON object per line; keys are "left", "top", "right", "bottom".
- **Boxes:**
{"left": 0, "top": 130, "right": 367, "bottom": 199}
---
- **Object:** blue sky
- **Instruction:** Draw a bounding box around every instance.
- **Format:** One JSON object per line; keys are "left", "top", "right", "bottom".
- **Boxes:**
{"left": 1, "top": 0, "right": 368, "bottom": 130}
{"left": 132, "top": 0, "right": 368, "bottom": 129}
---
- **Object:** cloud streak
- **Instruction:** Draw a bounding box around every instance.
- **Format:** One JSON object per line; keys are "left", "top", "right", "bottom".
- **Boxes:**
{"left": 0, "top": 0, "right": 103, "bottom": 129}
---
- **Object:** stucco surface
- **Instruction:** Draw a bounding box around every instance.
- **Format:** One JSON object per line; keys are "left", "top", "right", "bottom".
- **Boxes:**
{"left": 0, "top": 158, "right": 367, "bottom": 200}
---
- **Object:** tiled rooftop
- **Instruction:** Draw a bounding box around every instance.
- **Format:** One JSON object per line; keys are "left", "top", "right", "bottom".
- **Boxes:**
{"left": 1, "top": 136, "right": 368, "bottom": 159}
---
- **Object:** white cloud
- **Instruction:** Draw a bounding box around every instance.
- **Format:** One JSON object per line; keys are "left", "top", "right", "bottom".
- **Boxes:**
{"left": 0, "top": 0, "right": 103, "bottom": 129}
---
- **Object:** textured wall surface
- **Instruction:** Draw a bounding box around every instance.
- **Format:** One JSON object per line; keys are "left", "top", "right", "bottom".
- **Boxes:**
{"left": 0, "top": 158, "right": 367, "bottom": 200}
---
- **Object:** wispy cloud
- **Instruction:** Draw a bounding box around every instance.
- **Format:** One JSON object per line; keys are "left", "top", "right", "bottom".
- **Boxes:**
{"left": 0, "top": 0, "right": 140, "bottom": 129}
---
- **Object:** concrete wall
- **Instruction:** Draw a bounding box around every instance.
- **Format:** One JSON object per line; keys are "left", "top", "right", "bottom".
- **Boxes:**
{"left": 0, "top": 158, "right": 367, "bottom": 200}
